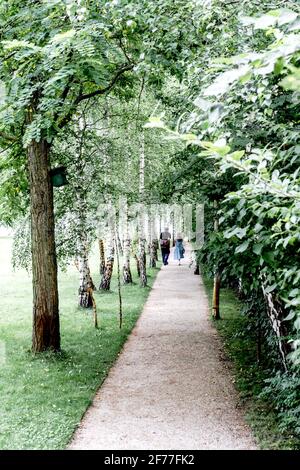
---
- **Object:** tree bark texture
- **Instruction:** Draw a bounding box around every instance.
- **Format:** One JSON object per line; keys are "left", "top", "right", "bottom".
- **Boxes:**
{"left": 153, "top": 238, "right": 159, "bottom": 261}
{"left": 261, "top": 279, "right": 291, "bottom": 371}
{"left": 74, "top": 137, "right": 95, "bottom": 309}
{"left": 139, "top": 237, "right": 147, "bottom": 287}
{"left": 148, "top": 208, "right": 156, "bottom": 268}
{"left": 149, "top": 241, "right": 157, "bottom": 268}
{"left": 122, "top": 202, "right": 132, "bottom": 284}
{"left": 99, "top": 239, "right": 106, "bottom": 275}
{"left": 28, "top": 139, "right": 60, "bottom": 352}
{"left": 78, "top": 238, "right": 94, "bottom": 308}
{"left": 99, "top": 234, "right": 115, "bottom": 291}
{"left": 138, "top": 134, "right": 147, "bottom": 287}
{"left": 134, "top": 253, "right": 141, "bottom": 277}
{"left": 123, "top": 237, "right": 132, "bottom": 284}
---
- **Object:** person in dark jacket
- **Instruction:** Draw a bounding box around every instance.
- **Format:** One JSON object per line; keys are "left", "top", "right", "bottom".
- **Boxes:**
{"left": 160, "top": 227, "right": 171, "bottom": 265}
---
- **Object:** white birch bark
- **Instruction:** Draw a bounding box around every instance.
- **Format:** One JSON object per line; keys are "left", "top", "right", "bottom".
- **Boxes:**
{"left": 148, "top": 205, "right": 156, "bottom": 268}
{"left": 138, "top": 133, "right": 147, "bottom": 287}
{"left": 122, "top": 200, "right": 132, "bottom": 284}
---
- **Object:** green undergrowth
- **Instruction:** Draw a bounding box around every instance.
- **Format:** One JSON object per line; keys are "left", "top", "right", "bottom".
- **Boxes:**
{"left": 202, "top": 274, "right": 300, "bottom": 451}
{"left": 0, "top": 237, "right": 160, "bottom": 449}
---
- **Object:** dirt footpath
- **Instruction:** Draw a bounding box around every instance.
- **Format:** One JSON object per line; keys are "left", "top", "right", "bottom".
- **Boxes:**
{"left": 69, "top": 246, "right": 257, "bottom": 450}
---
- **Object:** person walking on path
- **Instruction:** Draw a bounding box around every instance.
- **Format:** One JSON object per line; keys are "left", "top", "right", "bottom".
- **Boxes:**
{"left": 174, "top": 233, "right": 185, "bottom": 265}
{"left": 160, "top": 227, "right": 171, "bottom": 265}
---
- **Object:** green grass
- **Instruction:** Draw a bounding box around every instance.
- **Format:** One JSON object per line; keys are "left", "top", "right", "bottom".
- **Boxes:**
{"left": 202, "top": 275, "right": 300, "bottom": 450}
{"left": 0, "top": 237, "right": 160, "bottom": 449}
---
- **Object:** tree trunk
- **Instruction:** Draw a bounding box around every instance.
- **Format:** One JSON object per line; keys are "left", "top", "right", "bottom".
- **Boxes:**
{"left": 149, "top": 241, "right": 157, "bottom": 268}
{"left": 122, "top": 201, "right": 132, "bottom": 284}
{"left": 153, "top": 238, "right": 159, "bottom": 261}
{"left": 78, "top": 238, "right": 94, "bottom": 308}
{"left": 134, "top": 253, "right": 141, "bottom": 277}
{"left": 148, "top": 208, "right": 156, "bottom": 268}
{"left": 138, "top": 133, "right": 147, "bottom": 287}
{"left": 99, "top": 235, "right": 115, "bottom": 291}
{"left": 28, "top": 139, "right": 60, "bottom": 352}
{"left": 98, "top": 239, "right": 106, "bottom": 275}
{"left": 139, "top": 237, "right": 147, "bottom": 287}
{"left": 261, "top": 278, "right": 291, "bottom": 371}
{"left": 171, "top": 210, "right": 175, "bottom": 247}
{"left": 123, "top": 237, "right": 132, "bottom": 284}
{"left": 117, "top": 231, "right": 123, "bottom": 257}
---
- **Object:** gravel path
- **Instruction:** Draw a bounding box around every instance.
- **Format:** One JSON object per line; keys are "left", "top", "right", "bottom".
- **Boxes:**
{"left": 69, "top": 246, "right": 257, "bottom": 450}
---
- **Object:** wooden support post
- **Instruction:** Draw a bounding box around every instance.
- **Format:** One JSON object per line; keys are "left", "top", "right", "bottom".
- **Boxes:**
{"left": 212, "top": 200, "right": 221, "bottom": 320}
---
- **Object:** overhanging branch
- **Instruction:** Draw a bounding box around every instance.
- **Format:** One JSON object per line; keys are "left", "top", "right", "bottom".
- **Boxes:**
{"left": 57, "top": 63, "right": 134, "bottom": 129}
{"left": 75, "top": 63, "right": 134, "bottom": 103}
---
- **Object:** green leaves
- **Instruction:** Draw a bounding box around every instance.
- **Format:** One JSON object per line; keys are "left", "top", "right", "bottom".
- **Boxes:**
{"left": 204, "top": 66, "right": 251, "bottom": 97}
{"left": 2, "top": 40, "right": 41, "bottom": 51}
{"left": 144, "top": 116, "right": 166, "bottom": 129}
{"left": 241, "top": 8, "right": 298, "bottom": 31}
{"left": 224, "top": 226, "right": 248, "bottom": 240}
{"left": 280, "top": 65, "right": 300, "bottom": 91}
{"left": 235, "top": 239, "right": 250, "bottom": 253}
{"left": 201, "top": 139, "right": 231, "bottom": 156}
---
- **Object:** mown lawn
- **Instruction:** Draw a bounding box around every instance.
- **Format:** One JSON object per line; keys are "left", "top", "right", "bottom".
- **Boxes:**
{"left": 0, "top": 237, "right": 160, "bottom": 449}
{"left": 202, "top": 275, "right": 300, "bottom": 451}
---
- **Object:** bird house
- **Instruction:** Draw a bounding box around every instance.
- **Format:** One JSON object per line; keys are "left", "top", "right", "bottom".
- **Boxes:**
{"left": 49, "top": 166, "right": 68, "bottom": 187}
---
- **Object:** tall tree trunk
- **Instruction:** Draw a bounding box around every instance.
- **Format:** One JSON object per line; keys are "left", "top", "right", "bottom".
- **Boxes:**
{"left": 99, "top": 231, "right": 115, "bottom": 291}
{"left": 74, "top": 119, "right": 95, "bottom": 308}
{"left": 116, "top": 230, "right": 123, "bottom": 257}
{"left": 149, "top": 241, "right": 156, "bottom": 268}
{"left": 153, "top": 238, "right": 159, "bottom": 261}
{"left": 78, "top": 236, "right": 94, "bottom": 308}
{"left": 138, "top": 134, "right": 147, "bottom": 287}
{"left": 139, "top": 237, "right": 147, "bottom": 286}
{"left": 99, "top": 239, "right": 106, "bottom": 275}
{"left": 148, "top": 207, "right": 156, "bottom": 268}
{"left": 171, "top": 210, "right": 175, "bottom": 247}
{"left": 134, "top": 253, "right": 141, "bottom": 277}
{"left": 123, "top": 237, "right": 132, "bottom": 283}
{"left": 28, "top": 139, "right": 60, "bottom": 352}
{"left": 122, "top": 202, "right": 132, "bottom": 284}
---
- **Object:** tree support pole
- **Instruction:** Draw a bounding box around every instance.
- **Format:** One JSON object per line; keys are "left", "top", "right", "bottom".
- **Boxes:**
{"left": 212, "top": 199, "right": 221, "bottom": 320}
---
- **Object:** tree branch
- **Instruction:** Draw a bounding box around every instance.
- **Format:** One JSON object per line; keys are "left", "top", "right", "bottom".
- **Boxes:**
{"left": 0, "top": 130, "right": 18, "bottom": 142}
{"left": 118, "top": 38, "right": 132, "bottom": 63}
{"left": 75, "top": 63, "right": 134, "bottom": 103}
{"left": 52, "top": 80, "right": 72, "bottom": 124}
{"left": 57, "top": 64, "right": 134, "bottom": 130}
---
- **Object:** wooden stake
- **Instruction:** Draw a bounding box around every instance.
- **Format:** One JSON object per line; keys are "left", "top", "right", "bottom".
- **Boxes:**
{"left": 212, "top": 272, "right": 221, "bottom": 320}
{"left": 212, "top": 200, "right": 221, "bottom": 320}
{"left": 115, "top": 232, "right": 123, "bottom": 329}
{"left": 88, "top": 287, "right": 98, "bottom": 329}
